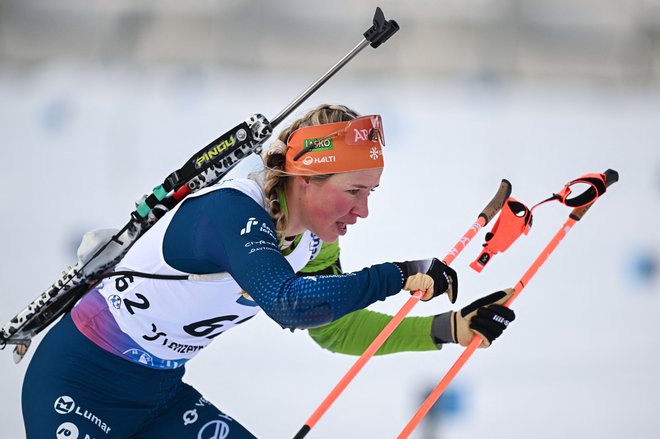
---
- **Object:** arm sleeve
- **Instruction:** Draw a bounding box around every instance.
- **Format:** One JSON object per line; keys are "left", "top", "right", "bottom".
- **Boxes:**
{"left": 301, "top": 240, "right": 440, "bottom": 355}
{"left": 163, "top": 188, "right": 404, "bottom": 330}
{"left": 308, "top": 310, "right": 438, "bottom": 355}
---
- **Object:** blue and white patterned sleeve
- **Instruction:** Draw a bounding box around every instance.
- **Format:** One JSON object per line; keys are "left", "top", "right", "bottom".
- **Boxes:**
{"left": 163, "top": 188, "right": 404, "bottom": 329}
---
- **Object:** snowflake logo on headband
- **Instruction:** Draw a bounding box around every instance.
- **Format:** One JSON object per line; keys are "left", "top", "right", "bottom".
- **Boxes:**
{"left": 369, "top": 147, "right": 381, "bottom": 160}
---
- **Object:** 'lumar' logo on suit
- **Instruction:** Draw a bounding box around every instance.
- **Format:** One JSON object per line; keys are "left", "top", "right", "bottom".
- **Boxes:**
{"left": 53, "top": 395, "right": 112, "bottom": 435}
{"left": 195, "top": 136, "right": 236, "bottom": 169}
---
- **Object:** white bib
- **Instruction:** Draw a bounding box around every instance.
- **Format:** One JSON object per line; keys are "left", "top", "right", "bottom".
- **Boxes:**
{"left": 96, "top": 178, "right": 321, "bottom": 362}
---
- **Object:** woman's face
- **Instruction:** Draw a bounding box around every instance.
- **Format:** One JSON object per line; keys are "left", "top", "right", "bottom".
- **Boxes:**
{"left": 295, "top": 168, "right": 383, "bottom": 242}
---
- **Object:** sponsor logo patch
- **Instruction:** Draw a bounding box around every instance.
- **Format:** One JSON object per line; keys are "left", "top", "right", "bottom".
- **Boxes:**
{"left": 198, "top": 419, "right": 231, "bottom": 439}
{"left": 108, "top": 295, "right": 121, "bottom": 310}
{"left": 53, "top": 396, "right": 112, "bottom": 435}
{"left": 303, "top": 137, "right": 334, "bottom": 151}
{"left": 302, "top": 155, "right": 336, "bottom": 166}
{"left": 54, "top": 396, "right": 75, "bottom": 414}
{"left": 56, "top": 422, "right": 79, "bottom": 439}
{"left": 240, "top": 218, "right": 259, "bottom": 235}
{"left": 183, "top": 409, "right": 198, "bottom": 426}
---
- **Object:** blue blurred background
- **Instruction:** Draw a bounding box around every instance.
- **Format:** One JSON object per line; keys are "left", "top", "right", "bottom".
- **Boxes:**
{"left": 1, "top": 1, "right": 659, "bottom": 438}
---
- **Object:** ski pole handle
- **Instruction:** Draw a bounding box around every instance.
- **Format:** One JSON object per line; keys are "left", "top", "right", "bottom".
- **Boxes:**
{"left": 444, "top": 179, "right": 511, "bottom": 266}
{"left": 398, "top": 170, "right": 619, "bottom": 439}
{"left": 479, "top": 179, "right": 513, "bottom": 225}
{"left": 292, "top": 179, "right": 510, "bottom": 439}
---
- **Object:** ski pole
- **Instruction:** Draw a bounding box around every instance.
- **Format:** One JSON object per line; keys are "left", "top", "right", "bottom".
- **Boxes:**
{"left": 292, "top": 179, "right": 512, "bottom": 439}
{"left": 397, "top": 169, "right": 619, "bottom": 439}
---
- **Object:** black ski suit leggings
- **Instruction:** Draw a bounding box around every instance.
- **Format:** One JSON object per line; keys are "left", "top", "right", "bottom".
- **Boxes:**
{"left": 22, "top": 313, "right": 257, "bottom": 439}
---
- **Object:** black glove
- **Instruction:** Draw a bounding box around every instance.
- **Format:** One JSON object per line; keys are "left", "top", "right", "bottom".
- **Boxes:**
{"left": 393, "top": 258, "right": 458, "bottom": 303}
{"left": 431, "top": 289, "right": 515, "bottom": 348}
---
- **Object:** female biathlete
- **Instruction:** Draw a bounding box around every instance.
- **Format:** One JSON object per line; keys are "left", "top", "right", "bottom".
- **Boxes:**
{"left": 22, "top": 104, "right": 515, "bottom": 438}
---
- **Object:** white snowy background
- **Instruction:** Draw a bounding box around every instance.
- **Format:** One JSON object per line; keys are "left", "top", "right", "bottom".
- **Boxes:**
{"left": 1, "top": 2, "right": 659, "bottom": 438}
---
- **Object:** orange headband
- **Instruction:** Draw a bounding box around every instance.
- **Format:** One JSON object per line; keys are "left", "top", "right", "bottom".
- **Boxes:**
{"left": 284, "top": 115, "right": 385, "bottom": 175}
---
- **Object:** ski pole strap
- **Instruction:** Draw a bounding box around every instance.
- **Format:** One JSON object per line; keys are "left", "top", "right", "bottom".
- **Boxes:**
{"left": 470, "top": 170, "right": 612, "bottom": 273}
{"left": 530, "top": 171, "right": 609, "bottom": 213}
{"left": 569, "top": 169, "right": 618, "bottom": 221}
{"left": 555, "top": 172, "right": 608, "bottom": 208}
{"left": 470, "top": 197, "right": 532, "bottom": 273}
{"left": 363, "top": 7, "right": 399, "bottom": 48}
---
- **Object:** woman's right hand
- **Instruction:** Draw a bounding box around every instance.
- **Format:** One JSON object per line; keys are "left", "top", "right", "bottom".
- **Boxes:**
{"left": 393, "top": 258, "right": 458, "bottom": 303}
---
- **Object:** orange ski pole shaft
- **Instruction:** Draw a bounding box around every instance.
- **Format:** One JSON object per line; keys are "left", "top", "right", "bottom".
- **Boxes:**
{"left": 398, "top": 218, "right": 572, "bottom": 438}
{"left": 398, "top": 169, "right": 619, "bottom": 439}
{"left": 293, "top": 179, "right": 511, "bottom": 439}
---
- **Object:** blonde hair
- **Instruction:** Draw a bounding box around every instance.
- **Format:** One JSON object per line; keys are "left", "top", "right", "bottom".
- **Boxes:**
{"left": 261, "top": 104, "right": 359, "bottom": 239}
